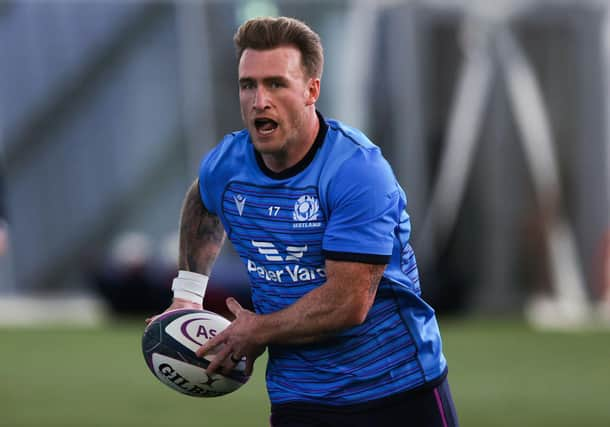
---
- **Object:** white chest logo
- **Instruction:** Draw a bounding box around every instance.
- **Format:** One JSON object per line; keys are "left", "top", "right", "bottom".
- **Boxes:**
{"left": 251, "top": 241, "right": 308, "bottom": 262}
{"left": 293, "top": 195, "right": 319, "bottom": 222}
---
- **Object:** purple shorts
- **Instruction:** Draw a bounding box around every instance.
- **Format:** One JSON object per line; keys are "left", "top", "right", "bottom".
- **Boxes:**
{"left": 270, "top": 374, "right": 459, "bottom": 427}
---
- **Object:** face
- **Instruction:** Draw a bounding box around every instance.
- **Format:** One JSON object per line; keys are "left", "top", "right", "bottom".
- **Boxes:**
{"left": 238, "top": 46, "right": 320, "bottom": 161}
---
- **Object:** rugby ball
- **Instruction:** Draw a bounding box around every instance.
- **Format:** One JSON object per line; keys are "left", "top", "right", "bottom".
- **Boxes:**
{"left": 142, "top": 308, "right": 249, "bottom": 397}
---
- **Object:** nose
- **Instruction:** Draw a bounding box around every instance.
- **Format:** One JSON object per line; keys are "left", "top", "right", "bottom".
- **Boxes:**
{"left": 252, "top": 86, "right": 270, "bottom": 111}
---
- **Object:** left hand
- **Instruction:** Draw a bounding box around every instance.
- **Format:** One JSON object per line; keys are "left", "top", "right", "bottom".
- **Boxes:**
{"left": 196, "top": 297, "right": 266, "bottom": 376}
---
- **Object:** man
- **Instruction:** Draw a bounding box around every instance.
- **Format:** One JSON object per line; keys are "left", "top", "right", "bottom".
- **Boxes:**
{"left": 154, "top": 16, "right": 459, "bottom": 426}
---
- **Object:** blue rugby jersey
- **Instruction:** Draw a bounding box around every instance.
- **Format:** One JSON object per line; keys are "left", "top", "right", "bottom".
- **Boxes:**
{"left": 198, "top": 113, "right": 447, "bottom": 405}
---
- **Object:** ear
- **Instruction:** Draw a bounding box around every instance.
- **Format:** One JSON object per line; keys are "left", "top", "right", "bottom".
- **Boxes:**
{"left": 305, "top": 78, "right": 320, "bottom": 106}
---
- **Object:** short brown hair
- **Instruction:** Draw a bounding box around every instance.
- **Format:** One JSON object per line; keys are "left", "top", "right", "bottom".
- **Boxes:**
{"left": 233, "top": 16, "right": 324, "bottom": 78}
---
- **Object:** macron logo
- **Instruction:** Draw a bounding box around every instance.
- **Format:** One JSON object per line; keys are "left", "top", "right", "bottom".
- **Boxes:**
{"left": 233, "top": 194, "right": 246, "bottom": 216}
{"left": 251, "top": 241, "right": 308, "bottom": 262}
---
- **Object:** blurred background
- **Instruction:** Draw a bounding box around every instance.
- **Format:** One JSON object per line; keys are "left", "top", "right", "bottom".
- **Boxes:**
{"left": 1, "top": 0, "right": 609, "bottom": 323}
{"left": 1, "top": 0, "right": 610, "bottom": 426}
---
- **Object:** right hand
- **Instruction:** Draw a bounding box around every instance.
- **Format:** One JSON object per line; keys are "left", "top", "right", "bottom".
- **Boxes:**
{"left": 145, "top": 298, "right": 203, "bottom": 325}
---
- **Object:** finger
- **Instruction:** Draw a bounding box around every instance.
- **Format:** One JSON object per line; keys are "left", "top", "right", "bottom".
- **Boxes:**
{"left": 196, "top": 328, "right": 227, "bottom": 357}
{"left": 220, "top": 357, "right": 238, "bottom": 376}
{"left": 245, "top": 358, "right": 255, "bottom": 377}
{"left": 226, "top": 297, "right": 243, "bottom": 316}
{"left": 144, "top": 315, "right": 158, "bottom": 325}
{"left": 196, "top": 337, "right": 220, "bottom": 358}
{"left": 220, "top": 352, "right": 244, "bottom": 376}
{"left": 205, "top": 345, "right": 232, "bottom": 374}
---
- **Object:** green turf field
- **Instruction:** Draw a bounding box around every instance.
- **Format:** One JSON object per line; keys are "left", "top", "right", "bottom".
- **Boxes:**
{"left": 2, "top": 318, "right": 609, "bottom": 427}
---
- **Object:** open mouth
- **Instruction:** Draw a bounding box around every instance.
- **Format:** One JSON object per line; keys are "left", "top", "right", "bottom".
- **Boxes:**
{"left": 254, "top": 118, "right": 278, "bottom": 135}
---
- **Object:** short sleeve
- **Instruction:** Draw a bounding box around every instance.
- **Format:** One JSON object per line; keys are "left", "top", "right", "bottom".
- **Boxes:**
{"left": 198, "top": 148, "right": 219, "bottom": 214}
{"left": 322, "top": 148, "right": 400, "bottom": 264}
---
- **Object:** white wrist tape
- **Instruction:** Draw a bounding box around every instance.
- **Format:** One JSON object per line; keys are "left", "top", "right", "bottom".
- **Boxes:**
{"left": 171, "top": 270, "right": 209, "bottom": 304}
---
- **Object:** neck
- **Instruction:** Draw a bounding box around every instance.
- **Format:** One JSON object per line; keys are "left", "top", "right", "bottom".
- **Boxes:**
{"left": 261, "top": 108, "right": 319, "bottom": 173}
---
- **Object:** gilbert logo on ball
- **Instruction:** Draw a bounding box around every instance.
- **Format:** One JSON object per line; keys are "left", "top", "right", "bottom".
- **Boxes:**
{"left": 142, "top": 309, "right": 249, "bottom": 397}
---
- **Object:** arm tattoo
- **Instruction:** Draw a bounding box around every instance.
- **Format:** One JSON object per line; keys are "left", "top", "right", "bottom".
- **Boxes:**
{"left": 368, "top": 266, "right": 385, "bottom": 296}
{"left": 178, "top": 179, "right": 226, "bottom": 275}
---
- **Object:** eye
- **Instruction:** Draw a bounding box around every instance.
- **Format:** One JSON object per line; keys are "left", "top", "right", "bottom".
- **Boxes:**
{"left": 270, "top": 80, "right": 283, "bottom": 89}
{"left": 240, "top": 81, "right": 255, "bottom": 90}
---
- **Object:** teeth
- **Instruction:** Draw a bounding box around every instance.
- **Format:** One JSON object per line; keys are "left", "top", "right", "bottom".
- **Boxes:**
{"left": 254, "top": 118, "right": 277, "bottom": 135}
